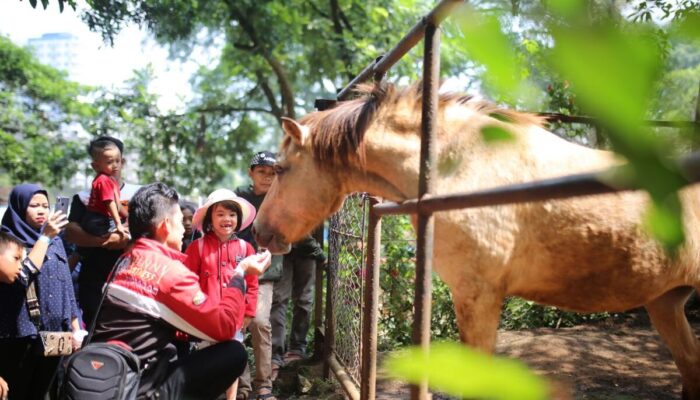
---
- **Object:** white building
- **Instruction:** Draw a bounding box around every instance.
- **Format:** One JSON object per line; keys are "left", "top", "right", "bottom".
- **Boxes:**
{"left": 27, "top": 32, "right": 81, "bottom": 80}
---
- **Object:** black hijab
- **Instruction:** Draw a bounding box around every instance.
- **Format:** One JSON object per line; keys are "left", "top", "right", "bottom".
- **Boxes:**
{"left": 0, "top": 183, "right": 49, "bottom": 247}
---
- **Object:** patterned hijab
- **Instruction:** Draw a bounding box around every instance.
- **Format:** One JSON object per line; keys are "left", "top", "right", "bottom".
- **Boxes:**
{"left": 0, "top": 183, "right": 49, "bottom": 247}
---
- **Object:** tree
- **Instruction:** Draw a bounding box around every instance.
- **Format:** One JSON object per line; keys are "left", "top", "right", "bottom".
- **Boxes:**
{"left": 0, "top": 35, "right": 87, "bottom": 188}
{"left": 84, "top": 67, "right": 263, "bottom": 195}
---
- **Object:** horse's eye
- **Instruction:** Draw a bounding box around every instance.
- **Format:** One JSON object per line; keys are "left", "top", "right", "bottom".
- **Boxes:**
{"left": 274, "top": 165, "right": 286, "bottom": 175}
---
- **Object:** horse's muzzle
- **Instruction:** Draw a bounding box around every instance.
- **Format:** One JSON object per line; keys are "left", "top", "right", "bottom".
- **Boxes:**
{"left": 252, "top": 223, "right": 292, "bottom": 255}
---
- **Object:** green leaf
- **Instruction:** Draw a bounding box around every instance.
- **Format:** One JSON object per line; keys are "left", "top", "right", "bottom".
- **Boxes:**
{"left": 481, "top": 125, "right": 515, "bottom": 143}
{"left": 456, "top": 8, "right": 519, "bottom": 94}
{"left": 386, "top": 342, "right": 548, "bottom": 400}
{"left": 672, "top": 11, "right": 700, "bottom": 40}
{"left": 644, "top": 195, "right": 685, "bottom": 251}
{"left": 549, "top": 25, "right": 661, "bottom": 134}
{"left": 545, "top": 0, "right": 586, "bottom": 19}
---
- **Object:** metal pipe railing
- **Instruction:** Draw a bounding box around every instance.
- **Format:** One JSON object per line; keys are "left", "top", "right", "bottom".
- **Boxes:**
{"left": 336, "top": 0, "right": 464, "bottom": 100}
{"left": 410, "top": 21, "right": 441, "bottom": 400}
{"left": 374, "top": 152, "right": 700, "bottom": 216}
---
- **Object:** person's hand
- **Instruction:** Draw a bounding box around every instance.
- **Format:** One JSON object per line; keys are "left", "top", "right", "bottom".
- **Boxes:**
{"left": 0, "top": 375, "right": 8, "bottom": 400}
{"left": 42, "top": 211, "right": 68, "bottom": 239}
{"left": 243, "top": 317, "right": 253, "bottom": 329}
{"left": 101, "top": 231, "right": 130, "bottom": 250}
{"left": 72, "top": 329, "right": 88, "bottom": 351}
{"left": 239, "top": 250, "right": 272, "bottom": 276}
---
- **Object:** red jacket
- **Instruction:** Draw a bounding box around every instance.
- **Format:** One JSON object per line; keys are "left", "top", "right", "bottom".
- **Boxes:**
{"left": 184, "top": 232, "right": 259, "bottom": 319}
{"left": 92, "top": 238, "right": 248, "bottom": 396}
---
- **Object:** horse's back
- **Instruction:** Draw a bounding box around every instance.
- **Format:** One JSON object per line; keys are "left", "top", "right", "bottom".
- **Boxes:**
{"left": 433, "top": 125, "right": 700, "bottom": 313}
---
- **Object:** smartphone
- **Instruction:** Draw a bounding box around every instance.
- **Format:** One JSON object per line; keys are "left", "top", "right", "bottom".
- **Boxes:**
{"left": 54, "top": 196, "right": 70, "bottom": 215}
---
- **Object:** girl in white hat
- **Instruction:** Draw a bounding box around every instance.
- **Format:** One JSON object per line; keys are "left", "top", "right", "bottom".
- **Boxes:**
{"left": 184, "top": 189, "right": 269, "bottom": 400}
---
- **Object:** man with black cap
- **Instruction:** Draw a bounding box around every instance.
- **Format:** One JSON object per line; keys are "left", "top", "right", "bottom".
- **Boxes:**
{"left": 64, "top": 135, "right": 130, "bottom": 326}
{"left": 235, "top": 151, "right": 283, "bottom": 400}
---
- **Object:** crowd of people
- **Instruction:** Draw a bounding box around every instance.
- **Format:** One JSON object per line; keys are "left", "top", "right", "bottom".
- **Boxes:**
{"left": 0, "top": 136, "right": 326, "bottom": 400}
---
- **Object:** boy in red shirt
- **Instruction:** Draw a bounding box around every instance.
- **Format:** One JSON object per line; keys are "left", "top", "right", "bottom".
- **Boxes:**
{"left": 81, "top": 138, "right": 128, "bottom": 238}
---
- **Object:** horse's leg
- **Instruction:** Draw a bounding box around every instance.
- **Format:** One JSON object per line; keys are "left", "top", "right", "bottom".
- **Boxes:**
{"left": 645, "top": 286, "right": 700, "bottom": 400}
{"left": 451, "top": 283, "right": 504, "bottom": 352}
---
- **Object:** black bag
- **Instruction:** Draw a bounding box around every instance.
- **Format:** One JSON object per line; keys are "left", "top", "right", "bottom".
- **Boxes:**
{"left": 61, "top": 342, "right": 140, "bottom": 400}
{"left": 60, "top": 255, "right": 141, "bottom": 399}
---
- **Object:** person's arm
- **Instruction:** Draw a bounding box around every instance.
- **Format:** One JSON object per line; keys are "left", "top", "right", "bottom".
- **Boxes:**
{"left": 105, "top": 200, "right": 127, "bottom": 234}
{"left": 242, "top": 242, "right": 258, "bottom": 319}
{"left": 158, "top": 265, "right": 248, "bottom": 342}
{"left": 64, "top": 222, "right": 128, "bottom": 250}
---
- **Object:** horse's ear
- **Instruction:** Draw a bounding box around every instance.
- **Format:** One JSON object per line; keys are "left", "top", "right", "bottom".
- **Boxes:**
{"left": 281, "top": 117, "right": 308, "bottom": 145}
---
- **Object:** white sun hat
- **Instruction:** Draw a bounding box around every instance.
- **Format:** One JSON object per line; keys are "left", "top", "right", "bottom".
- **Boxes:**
{"left": 192, "top": 188, "right": 256, "bottom": 231}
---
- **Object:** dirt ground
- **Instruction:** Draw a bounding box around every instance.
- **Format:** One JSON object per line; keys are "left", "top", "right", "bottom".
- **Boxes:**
{"left": 373, "top": 313, "right": 693, "bottom": 400}
{"left": 275, "top": 313, "right": 697, "bottom": 400}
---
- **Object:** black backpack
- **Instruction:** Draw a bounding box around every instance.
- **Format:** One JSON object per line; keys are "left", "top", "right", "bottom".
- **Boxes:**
{"left": 60, "top": 256, "right": 141, "bottom": 399}
{"left": 61, "top": 342, "right": 140, "bottom": 400}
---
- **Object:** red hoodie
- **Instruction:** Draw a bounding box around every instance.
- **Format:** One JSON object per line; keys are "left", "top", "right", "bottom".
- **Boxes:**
{"left": 184, "top": 232, "right": 259, "bottom": 320}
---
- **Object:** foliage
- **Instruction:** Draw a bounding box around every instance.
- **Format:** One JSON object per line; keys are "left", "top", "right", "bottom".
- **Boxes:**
{"left": 501, "top": 298, "right": 609, "bottom": 330}
{"left": 23, "top": 0, "right": 76, "bottom": 13}
{"left": 378, "top": 216, "right": 460, "bottom": 350}
{"left": 385, "top": 342, "right": 548, "bottom": 400}
{"left": 83, "top": 67, "right": 261, "bottom": 195}
{"left": 0, "top": 35, "right": 86, "bottom": 188}
{"left": 79, "top": 0, "right": 469, "bottom": 149}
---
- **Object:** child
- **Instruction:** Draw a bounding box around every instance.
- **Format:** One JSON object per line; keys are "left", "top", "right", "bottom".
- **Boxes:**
{"left": 81, "top": 137, "right": 128, "bottom": 238}
{"left": 0, "top": 232, "right": 25, "bottom": 285}
{"left": 180, "top": 202, "right": 201, "bottom": 253}
{"left": 235, "top": 151, "right": 283, "bottom": 400}
{"left": 184, "top": 189, "right": 263, "bottom": 400}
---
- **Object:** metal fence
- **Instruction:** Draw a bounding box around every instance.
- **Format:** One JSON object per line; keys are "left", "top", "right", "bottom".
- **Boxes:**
{"left": 326, "top": 193, "right": 369, "bottom": 385}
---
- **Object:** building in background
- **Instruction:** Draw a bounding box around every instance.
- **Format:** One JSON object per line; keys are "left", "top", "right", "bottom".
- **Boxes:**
{"left": 27, "top": 32, "right": 82, "bottom": 80}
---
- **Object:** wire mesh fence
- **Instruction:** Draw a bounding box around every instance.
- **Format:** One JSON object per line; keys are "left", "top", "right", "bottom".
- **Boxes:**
{"left": 327, "top": 193, "right": 369, "bottom": 385}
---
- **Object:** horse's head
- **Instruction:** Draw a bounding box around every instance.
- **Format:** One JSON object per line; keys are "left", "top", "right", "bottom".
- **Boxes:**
{"left": 254, "top": 117, "right": 347, "bottom": 254}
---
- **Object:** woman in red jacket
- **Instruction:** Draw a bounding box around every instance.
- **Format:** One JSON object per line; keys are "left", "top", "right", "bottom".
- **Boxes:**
{"left": 185, "top": 189, "right": 264, "bottom": 400}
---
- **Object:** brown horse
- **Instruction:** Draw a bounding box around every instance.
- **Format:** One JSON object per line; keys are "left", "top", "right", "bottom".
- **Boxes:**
{"left": 254, "top": 83, "right": 700, "bottom": 398}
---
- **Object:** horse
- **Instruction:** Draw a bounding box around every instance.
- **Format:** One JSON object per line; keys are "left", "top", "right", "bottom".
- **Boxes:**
{"left": 253, "top": 82, "right": 700, "bottom": 398}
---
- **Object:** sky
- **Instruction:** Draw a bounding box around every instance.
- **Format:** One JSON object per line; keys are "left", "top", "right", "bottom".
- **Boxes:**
{"left": 0, "top": 0, "right": 208, "bottom": 111}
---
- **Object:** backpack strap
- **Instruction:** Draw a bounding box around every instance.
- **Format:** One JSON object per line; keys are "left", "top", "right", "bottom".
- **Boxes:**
{"left": 26, "top": 281, "right": 42, "bottom": 330}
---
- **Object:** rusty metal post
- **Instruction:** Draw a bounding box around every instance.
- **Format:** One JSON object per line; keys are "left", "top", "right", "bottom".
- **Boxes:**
{"left": 313, "top": 224, "right": 326, "bottom": 360}
{"left": 410, "top": 22, "right": 441, "bottom": 400}
{"left": 361, "top": 197, "right": 382, "bottom": 400}
{"left": 323, "top": 242, "right": 336, "bottom": 379}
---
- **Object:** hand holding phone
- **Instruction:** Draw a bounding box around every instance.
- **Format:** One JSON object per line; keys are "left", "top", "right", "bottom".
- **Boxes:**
{"left": 54, "top": 196, "right": 70, "bottom": 216}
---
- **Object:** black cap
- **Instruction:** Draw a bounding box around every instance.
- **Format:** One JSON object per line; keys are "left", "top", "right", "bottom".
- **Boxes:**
{"left": 250, "top": 151, "right": 276, "bottom": 167}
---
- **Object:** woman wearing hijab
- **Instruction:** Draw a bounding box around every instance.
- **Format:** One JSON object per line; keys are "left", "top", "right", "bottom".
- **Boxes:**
{"left": 0, "top": 183, "right": 79, "bottom": 400}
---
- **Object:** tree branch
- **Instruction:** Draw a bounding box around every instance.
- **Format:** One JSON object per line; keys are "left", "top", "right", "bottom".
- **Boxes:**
{"left": 227, "top": 1, "right": 296, "bottom": 118}
{"left": 307, "top": 0, "right": 330, "bottom": 18}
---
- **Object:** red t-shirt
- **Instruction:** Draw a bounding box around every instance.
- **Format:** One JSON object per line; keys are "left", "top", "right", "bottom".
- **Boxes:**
{"left": 87, "top": 173, "right": 121, "bottom": 216}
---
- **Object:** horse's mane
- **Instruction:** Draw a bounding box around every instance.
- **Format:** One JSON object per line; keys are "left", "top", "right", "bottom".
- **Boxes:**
{"left": 284, "top": 81, "right": 542, "bottom": 167}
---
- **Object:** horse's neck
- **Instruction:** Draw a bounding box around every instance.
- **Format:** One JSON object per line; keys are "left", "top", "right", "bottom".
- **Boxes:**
{"left": 341, "top": 101, "right": 619, "bottom": 202}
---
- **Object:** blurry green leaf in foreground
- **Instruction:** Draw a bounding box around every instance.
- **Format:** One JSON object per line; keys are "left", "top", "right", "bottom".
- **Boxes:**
{"left": 454, "top": 7, "right": 536, "bottom": 104}
{"left": 385, "top": 342, "right": 548, "bottom": 400}
{"left": 549, "top": 24, "right": 661, "bottom": 134}
{"left": 545, "top": 0, "right": 587, "bottom": 20}
{"left": 548, "top": 21, "right": 689, "bottom": 251}
{"left": 644, "top": 194, "right": 685, "bottom": 251}
{"left": 481, "top": 125, "right": 515, "bottom": 143}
